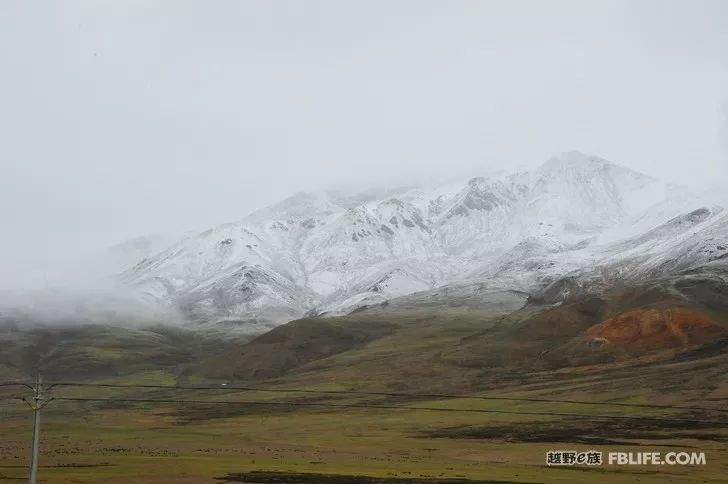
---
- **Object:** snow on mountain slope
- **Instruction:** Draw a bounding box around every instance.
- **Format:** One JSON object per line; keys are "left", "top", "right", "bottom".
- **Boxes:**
{"left": 515, "top": 152, "right": 657, "bottom": 236}
{"left": 106, "top": 234, "right": 182, "bottom": 272}
{"left": 300, "top": 198, "right": 441, "bottom": 296}
{"left": 119, "top": 151, "right": 724, "bottom": 331}
{"left": 433, "top": 177, "right": 519, "bottom": 257}
{"left": 602, "top": 207, "right": 728, "bottom": 279}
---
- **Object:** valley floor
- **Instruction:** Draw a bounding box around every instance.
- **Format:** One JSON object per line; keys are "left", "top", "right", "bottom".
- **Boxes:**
{"left": 1, "top": 359, "right": 727, "bottom": 483}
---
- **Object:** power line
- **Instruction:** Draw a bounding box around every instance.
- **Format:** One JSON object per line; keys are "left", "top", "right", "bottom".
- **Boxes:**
{"left": 49, "top": 396, "right": 728, "bottom": 425}
{"left": 6, "top": 391, "right": 727, "bottom": 425}
{"left": 43, "top": 381, "right": 728, "bottom": 415}
{"left": 0, "top": 382, "right": 33, "bottom": 390}
{"left": 8, "top": 380, "right": 728, "bottom": 422}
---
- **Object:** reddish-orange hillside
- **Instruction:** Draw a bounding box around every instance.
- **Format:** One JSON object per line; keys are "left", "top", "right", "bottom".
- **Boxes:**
{"left": 586, "top": 307, "right": 726, "bottom": 353}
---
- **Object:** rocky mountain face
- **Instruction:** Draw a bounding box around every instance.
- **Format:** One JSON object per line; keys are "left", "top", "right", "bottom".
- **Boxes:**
{"left": 119, "top": 151, "right": 728, "bottom": 332}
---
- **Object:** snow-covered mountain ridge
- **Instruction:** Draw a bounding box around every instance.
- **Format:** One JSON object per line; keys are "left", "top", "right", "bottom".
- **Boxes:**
{"left": 119, "top": 151, "right": 728, "bottom": 332}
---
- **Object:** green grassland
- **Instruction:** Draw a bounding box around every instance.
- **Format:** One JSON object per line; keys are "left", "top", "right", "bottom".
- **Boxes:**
{"left": 2, "top": 365, "right": 726, "bottom": 483}
{"left": 1, "top": 282, "right": 728, "bottom": 482}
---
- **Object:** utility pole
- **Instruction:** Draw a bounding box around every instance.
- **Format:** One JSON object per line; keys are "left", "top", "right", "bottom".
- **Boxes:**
{"left": 25, "top": 375, "right": 49, "bottom": 484}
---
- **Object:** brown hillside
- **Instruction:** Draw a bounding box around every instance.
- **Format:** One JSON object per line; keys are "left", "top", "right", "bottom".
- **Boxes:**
{"left": 586, "top": 307, "right": 726, "bottom": 353}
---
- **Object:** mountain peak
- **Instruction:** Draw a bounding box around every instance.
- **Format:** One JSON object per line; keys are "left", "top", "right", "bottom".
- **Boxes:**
{"left": 536, "top": 151, "right": 654, "bottom": 187}
{"left": 540, "top": 151, "right": 613, "bottom": 171}
{"left": 247, "top": 190, "right": 340, "bottom": 223}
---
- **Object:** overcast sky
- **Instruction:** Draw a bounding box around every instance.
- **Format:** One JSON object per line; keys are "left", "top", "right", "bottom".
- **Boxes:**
{"left": 2, "top": 0, "right": 728, "bottom": 289}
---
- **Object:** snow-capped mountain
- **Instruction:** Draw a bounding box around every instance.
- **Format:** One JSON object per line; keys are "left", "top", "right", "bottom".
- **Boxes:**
{"left": 119, "top": 151, "right": 728, "bottom": 332}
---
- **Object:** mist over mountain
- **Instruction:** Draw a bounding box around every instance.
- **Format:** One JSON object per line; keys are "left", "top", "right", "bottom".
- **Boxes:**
{"left": 41, "top": 151, "right": 712, "bottom": 333}
{"left": 3, "top": 151, "right": 726, "bottom": 332}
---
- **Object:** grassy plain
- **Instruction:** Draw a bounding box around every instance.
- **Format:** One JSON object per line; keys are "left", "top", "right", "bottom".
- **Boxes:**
{"left": 1, "top": 286, "right": 727, "bottom": 482}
